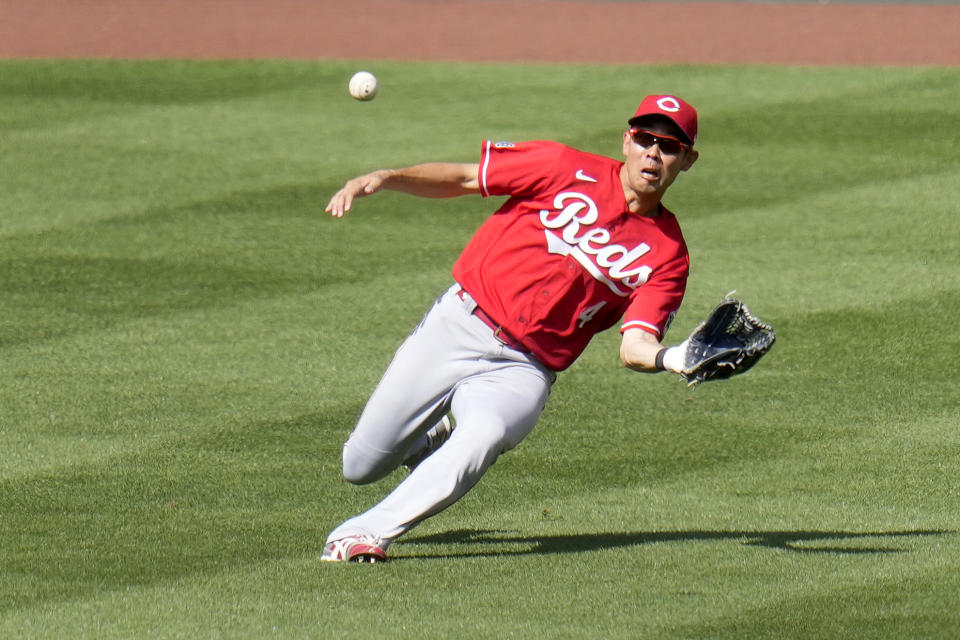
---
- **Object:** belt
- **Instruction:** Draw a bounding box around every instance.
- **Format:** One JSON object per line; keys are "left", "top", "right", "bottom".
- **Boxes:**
{"left": 457, "top": 288, "right": 526, "bottom": 351}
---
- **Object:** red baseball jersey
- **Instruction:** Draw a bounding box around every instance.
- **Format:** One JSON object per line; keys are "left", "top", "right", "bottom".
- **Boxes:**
{"left": 452, "top": 140, "right": 689, "bottom": 371}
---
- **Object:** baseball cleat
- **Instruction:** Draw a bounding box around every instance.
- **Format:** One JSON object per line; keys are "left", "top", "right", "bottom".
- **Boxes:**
{"left": 321, "top": 536, "right": 387, "bottom": 563}
{"left": 403, "top": 414, "right": 454, "bottom": 470}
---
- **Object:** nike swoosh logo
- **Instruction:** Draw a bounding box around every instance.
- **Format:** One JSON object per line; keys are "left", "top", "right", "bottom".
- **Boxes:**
{"left": 575, "top": 169, "right": 597, "bottom": 183}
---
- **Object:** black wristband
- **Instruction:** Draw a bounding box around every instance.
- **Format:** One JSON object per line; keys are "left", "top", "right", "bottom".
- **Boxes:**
{"left": 654, "top": 347, "right": 667, "bottom": 371}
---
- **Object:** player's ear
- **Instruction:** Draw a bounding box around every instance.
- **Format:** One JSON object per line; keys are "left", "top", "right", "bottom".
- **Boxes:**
{"left": 681, "top": 149, "right": 699, "bottom": 171}
{"left": 622, "top": 130, "right": 633, "bottom": 156}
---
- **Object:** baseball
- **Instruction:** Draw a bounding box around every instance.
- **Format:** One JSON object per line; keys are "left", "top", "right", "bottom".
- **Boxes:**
{"left": 348, "top": 71, "right": 379, "bottom": 101}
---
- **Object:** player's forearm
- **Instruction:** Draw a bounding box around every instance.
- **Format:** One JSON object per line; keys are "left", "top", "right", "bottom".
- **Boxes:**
{"left": 379, "top": 163, "right": 480, "bottom": 198}
{"left": 621, "top": 336, "right": 685, "bottom": 374}
{"left": 326, "top": 163, "right": 480, "bottom": 217}
{"left": 619, "top": 329, "right": 664, "bottom": 373}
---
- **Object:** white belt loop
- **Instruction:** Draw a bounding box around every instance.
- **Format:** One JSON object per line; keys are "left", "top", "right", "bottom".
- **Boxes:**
{"left": 454, "top": 283, "right": 478, "bottom": 314}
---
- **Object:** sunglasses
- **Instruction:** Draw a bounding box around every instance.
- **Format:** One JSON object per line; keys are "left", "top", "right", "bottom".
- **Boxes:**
{"left": 629, "top": 128, "right": 691, "bottom": 155}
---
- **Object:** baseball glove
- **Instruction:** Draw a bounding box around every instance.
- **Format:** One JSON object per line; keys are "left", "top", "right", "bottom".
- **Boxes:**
{"left": 676, "top": 297, "right": 776, "bottom": 387}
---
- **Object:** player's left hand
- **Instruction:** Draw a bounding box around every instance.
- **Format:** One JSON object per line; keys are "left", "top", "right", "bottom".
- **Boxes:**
{"left": 661, "top": 296, "right": 775, "bottom": 387}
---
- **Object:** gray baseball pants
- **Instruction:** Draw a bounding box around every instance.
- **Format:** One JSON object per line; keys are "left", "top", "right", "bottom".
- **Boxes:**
{"left": 325, "top": 283, "right": 556, "bottom": 547}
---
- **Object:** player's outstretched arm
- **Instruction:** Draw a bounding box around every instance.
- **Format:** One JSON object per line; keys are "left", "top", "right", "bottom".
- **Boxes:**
{"left": 326, "top": 163, "right": 480, "bottom": 217}
{"left": 623, "top": 298, "right": 776, "bottom": 385}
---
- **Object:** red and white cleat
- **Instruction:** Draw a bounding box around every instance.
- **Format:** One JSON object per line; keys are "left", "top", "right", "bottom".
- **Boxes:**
{"left": 321, "top": 536, "right": 387, "bottom": 563}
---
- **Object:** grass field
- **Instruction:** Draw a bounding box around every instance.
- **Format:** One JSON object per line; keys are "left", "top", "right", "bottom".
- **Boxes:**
{"left": 1, "top": 59, "right": 959, "bottom": 638}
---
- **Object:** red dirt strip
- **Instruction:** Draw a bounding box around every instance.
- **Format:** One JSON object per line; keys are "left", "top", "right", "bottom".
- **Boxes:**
{"left": 1, "top": 0, "right": 958, "bottom": 66}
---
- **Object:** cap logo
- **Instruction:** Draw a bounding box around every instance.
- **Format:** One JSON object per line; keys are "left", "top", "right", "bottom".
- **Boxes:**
{"left": 656, "top": 97, "right": 681, "bottom": 113}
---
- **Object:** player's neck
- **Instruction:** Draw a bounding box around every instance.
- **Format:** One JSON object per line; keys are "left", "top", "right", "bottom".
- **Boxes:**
{"left": 620, "top": 166, "right": 664, "bottom": 217}
{"left": 625, "top": 194, "right": 663, "bottom": 217}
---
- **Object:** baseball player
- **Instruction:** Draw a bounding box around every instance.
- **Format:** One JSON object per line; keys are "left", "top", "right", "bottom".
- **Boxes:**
{"left": 322, "top": 95, "right": 700, "bottom": 562}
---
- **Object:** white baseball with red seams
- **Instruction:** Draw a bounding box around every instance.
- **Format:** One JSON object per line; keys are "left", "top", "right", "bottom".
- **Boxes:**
{"left": 348, "top": 71, "right": 378, "bottom": 101}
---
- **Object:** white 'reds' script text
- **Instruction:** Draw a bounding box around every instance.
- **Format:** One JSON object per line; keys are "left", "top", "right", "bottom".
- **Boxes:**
{"left": 540, "top": 192, "right": 652, "bottom": 296}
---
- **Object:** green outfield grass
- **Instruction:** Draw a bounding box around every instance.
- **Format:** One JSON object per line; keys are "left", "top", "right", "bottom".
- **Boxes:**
{"left": 1, "top": 59, "right": 958, "bottom": 638}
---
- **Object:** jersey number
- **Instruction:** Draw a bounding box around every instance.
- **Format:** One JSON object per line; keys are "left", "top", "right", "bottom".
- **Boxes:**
{"left": 578, "top": 302, "right": 607, "bottom": 328}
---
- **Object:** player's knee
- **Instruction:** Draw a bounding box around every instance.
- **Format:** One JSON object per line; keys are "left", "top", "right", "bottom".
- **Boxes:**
{"left": 341, "top": 439, "right": 392, "bottom": 485}
{"left": 472, "top": 414, "right": 531, "bottom": 452}
{"left": 342, "top": 464, "right": 373, "bottom": 485}
{"left": 461, "top": 417, "right": 519, "bottom": 462}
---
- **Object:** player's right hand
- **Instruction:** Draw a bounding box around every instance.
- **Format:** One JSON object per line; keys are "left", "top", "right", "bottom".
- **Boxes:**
{"left": 325, "top": 172, "right": 386, "bottom": 218}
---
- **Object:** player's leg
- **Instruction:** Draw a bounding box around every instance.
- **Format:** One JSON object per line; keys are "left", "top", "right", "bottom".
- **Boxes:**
{"left": 402, "top": 414, "right": 454, "bottom": 470}
{"left": 338, "top": 285, "right": 467, "bottom": 485}
{"left": 325, "top": 353, "right": 554, "bottom": 545}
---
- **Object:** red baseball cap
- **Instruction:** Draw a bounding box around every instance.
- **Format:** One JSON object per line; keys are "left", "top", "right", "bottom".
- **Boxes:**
{"left": 628, "top": 94, "right": 698, "bottom": 146}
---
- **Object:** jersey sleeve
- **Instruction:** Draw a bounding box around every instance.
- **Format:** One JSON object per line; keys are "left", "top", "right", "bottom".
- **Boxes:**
{"left": 620, "top": 252, "right": 689, "bottom": 339}
{"left": 478, "top": 140, "right": 567, "bottom": 198}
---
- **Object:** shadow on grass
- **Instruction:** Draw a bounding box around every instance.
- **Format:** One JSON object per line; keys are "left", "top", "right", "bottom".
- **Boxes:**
{"left": 402, "top": 528, "right": 952, "bottom": 560}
